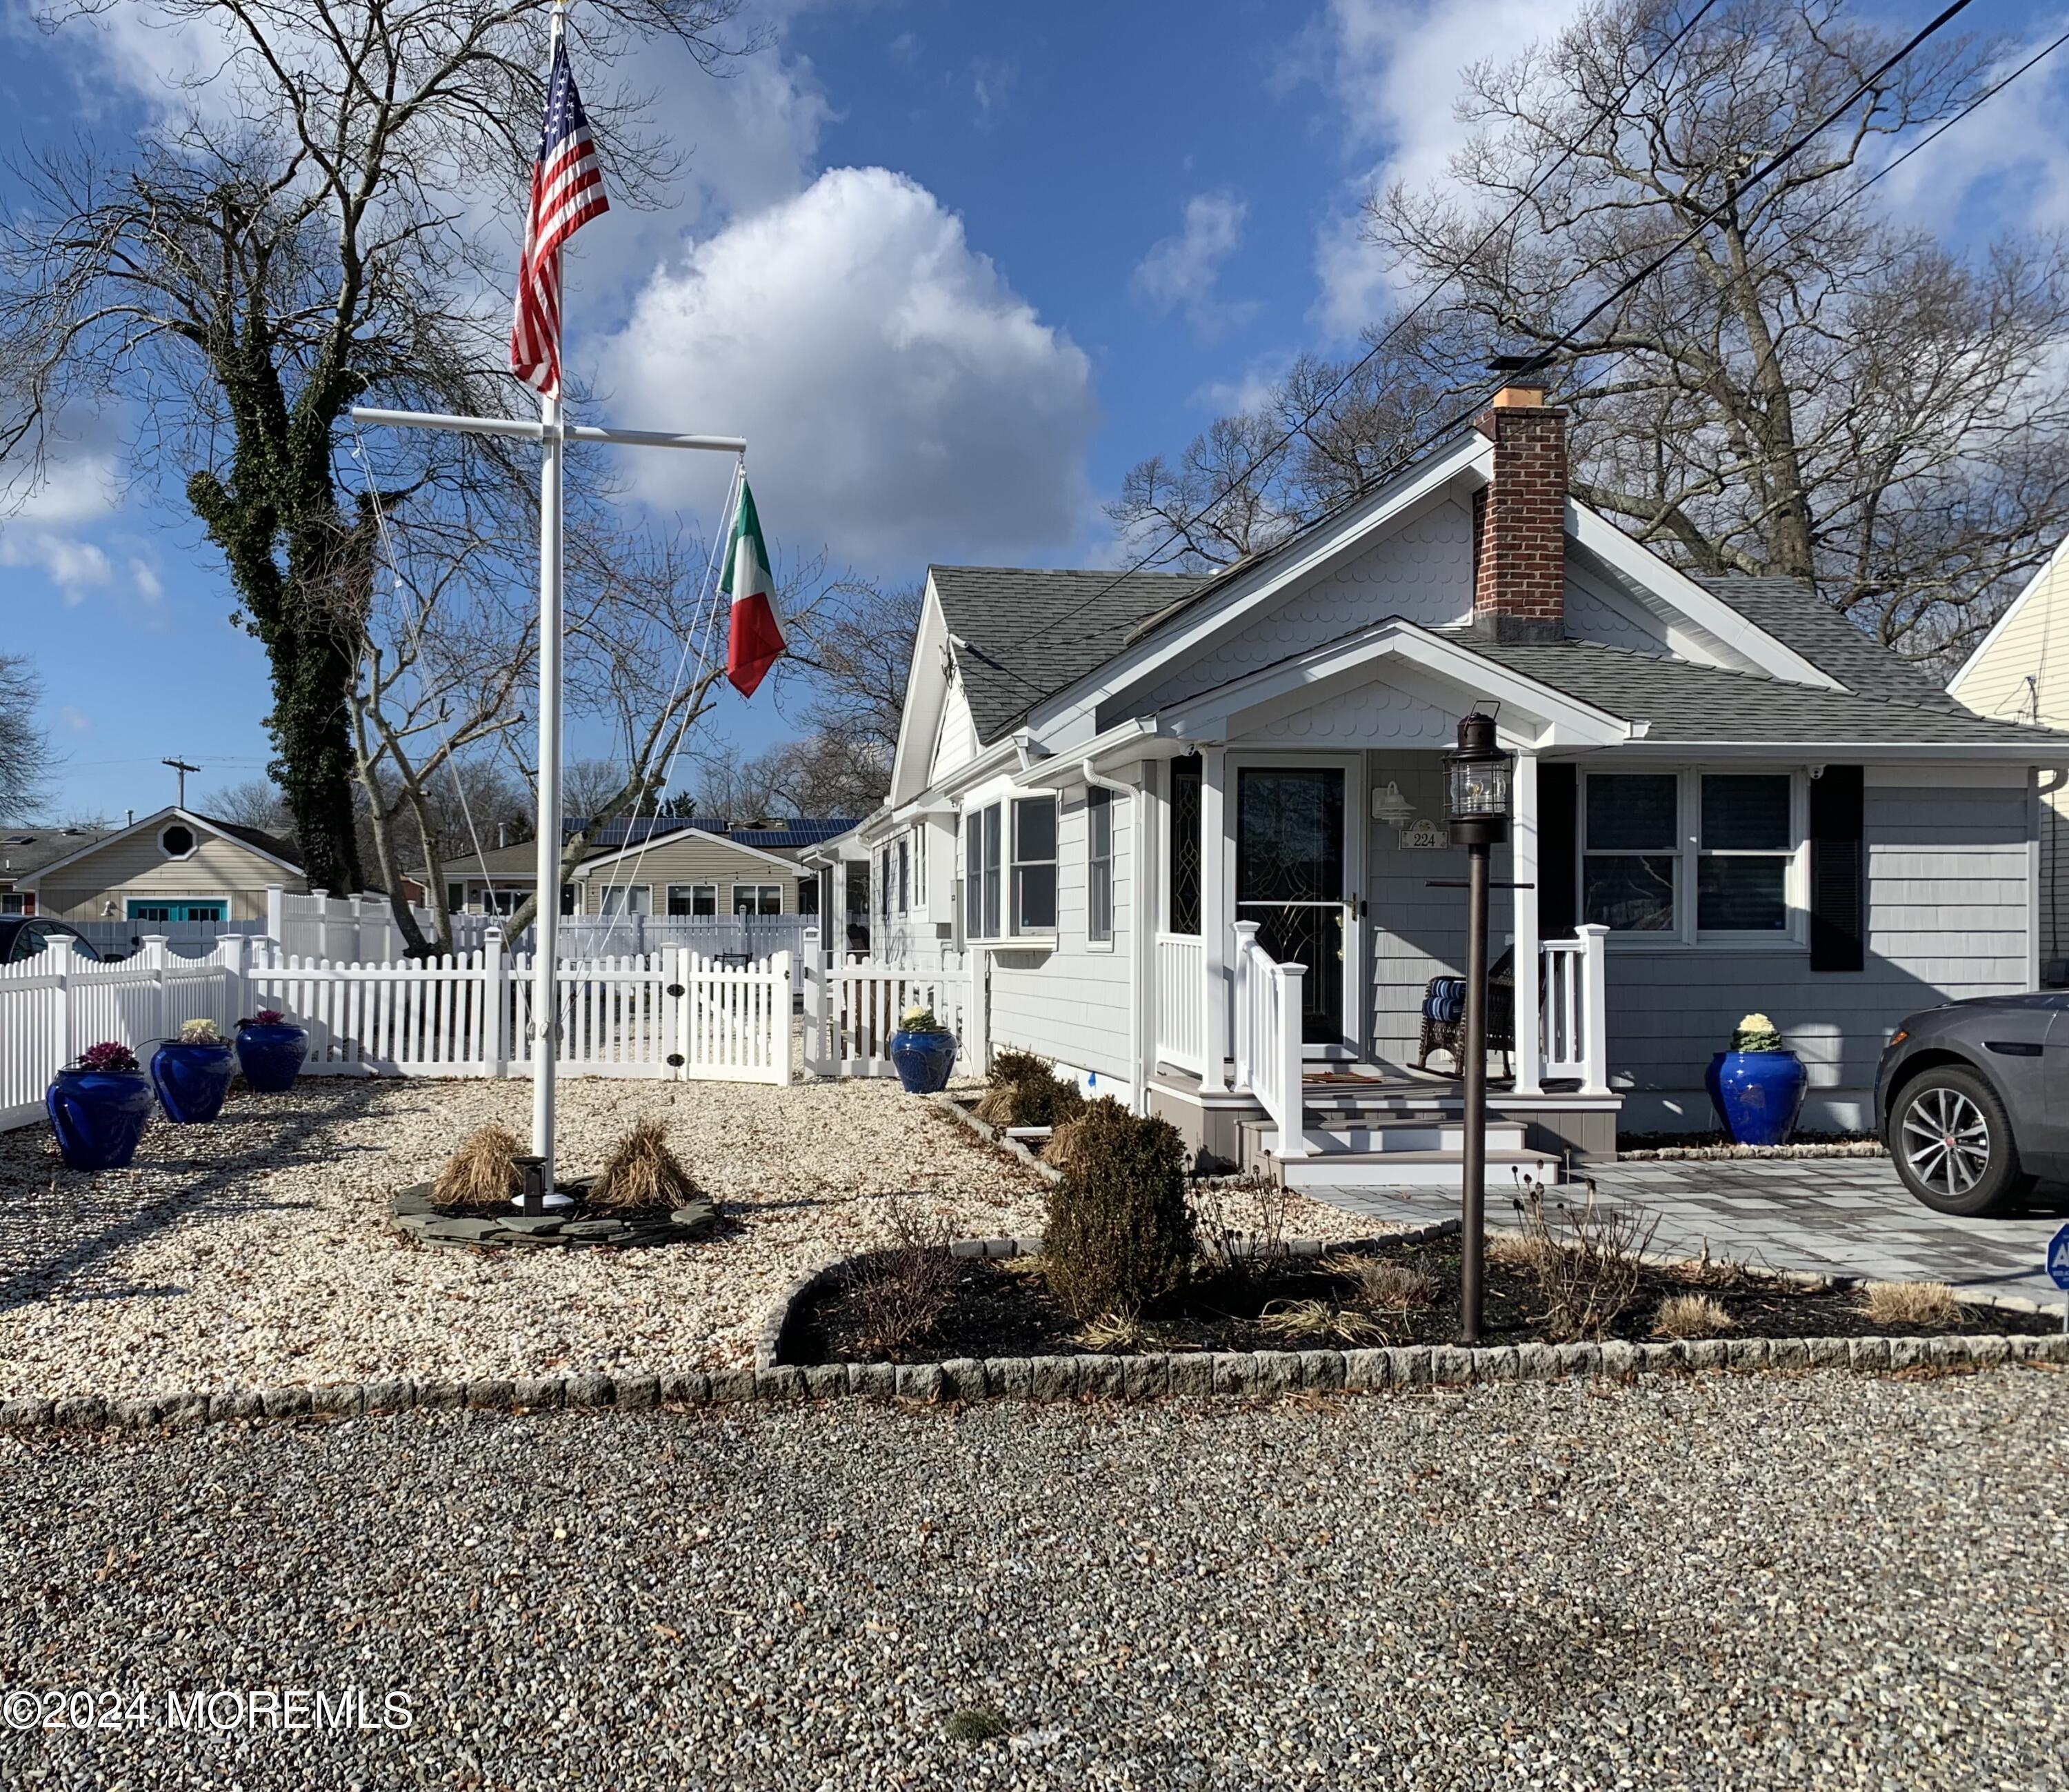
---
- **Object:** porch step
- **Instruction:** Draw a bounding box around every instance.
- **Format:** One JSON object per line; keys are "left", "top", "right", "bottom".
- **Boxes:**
{"left": 1275, "top": 1142, "right": 1556, "bottom": 1190}
{"left": 1273, "top": 1121, "right": 1530, "bottom": 1155}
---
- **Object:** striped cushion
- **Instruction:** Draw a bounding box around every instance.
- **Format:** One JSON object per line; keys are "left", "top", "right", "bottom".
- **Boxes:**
{"left": 1422, "top": 978, "right": 1467, "bottom": 1022}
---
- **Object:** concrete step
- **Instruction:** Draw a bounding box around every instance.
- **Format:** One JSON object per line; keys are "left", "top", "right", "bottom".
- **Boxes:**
{"left": 1275, "top": 1145, "right": 1559, "bottom": 1191}
{"left": 1259, "top": 1122, "right": 1530, "bottom": 1156}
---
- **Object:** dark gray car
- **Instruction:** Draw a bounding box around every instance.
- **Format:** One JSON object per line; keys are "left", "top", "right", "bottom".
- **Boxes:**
{"left": 1876, "top": 993, "right": 2069, "bottom": 1215}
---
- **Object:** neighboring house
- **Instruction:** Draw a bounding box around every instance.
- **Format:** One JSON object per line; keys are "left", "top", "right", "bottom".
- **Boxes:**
{"left": 432, "top": 816, "right": 854, "bottom": 918}
{"left": 19, "top": 806, "right": 307, "bottom": 923}
{"left": 0, "top": 824, "right": 118, "bottom": 914}
{"left": 852, "top": 384, "right": 2069, "bottom": 1183}
{"left": 1948, "top": 537, "right": 2069, "bottom": 981}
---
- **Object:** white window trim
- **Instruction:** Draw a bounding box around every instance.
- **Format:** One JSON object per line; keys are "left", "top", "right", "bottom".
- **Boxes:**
{"left": 667, "top": 882, "right": 719, "bottom": 917}
{"left": 1583, "top": 767, "right": 1808, "bottom": 952}
{"left": 596, "top": 884, "right": 652, "bottom": 917}
{"left": 731, "top": 882, "right": 783, "bottom": 917}
{"left": 1084, "top": 786, "right": 1115, "bottom": 953}
{"left": 963, "top": 797, "right": 1009, "bottom": 942}
{"left": 912, "top": 826, "right": 928, "bottom": 915}
{"left": 159, "top": 824, "right": 199, "bottom": 861}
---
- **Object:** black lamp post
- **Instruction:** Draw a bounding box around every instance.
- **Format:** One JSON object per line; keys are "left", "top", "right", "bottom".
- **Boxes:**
{"left": 1445, "top": 711, "right": 1514, "bottom": 1344}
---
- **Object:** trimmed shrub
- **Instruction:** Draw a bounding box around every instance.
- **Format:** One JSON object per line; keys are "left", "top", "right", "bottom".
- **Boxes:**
{"left": 1043, "top": 1102, "right": 1194, "bottom": 1320}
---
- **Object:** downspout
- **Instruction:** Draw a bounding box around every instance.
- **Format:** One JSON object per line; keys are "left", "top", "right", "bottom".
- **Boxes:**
{"left": 1084, "top": 759, "right": 1148, "bottom": 1113}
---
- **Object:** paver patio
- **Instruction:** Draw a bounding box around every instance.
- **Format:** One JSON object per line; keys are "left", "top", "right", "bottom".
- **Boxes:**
{"left": 1306, "top": 1155, "right": 2069, "bottom": 1308}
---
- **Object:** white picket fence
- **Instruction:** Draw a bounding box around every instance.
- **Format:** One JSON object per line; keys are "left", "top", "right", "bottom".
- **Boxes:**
{"left": 801, "top": 953, "right": 970, "bottom": 1077}
{"left": 0, "top": 933, "right": 800, "bottom": 1131}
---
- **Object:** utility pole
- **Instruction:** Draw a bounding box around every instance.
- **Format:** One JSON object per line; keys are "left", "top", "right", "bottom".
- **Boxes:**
{"left": 162, "top": 758, "right": 200, "bottom": 807}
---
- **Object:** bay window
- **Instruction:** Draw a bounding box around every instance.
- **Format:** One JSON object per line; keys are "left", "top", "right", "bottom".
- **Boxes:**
{"left": 965, "top": 804, "right": 1003, "bottom": 939}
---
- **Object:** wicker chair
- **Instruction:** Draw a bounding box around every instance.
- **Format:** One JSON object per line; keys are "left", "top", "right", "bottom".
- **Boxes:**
{"left": 1414, "top": 948, "right": 1515, "bottom": 1078}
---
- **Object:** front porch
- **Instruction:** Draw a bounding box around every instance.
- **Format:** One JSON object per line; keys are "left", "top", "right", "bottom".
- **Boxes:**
{"left": 1133, "top": 724, "right": 1616, "bottom": 1187}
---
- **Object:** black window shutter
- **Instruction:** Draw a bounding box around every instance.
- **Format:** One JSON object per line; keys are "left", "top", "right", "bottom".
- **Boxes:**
{"left": 1809, "top": 766, "right": 1865, "bottom": 973}
{"left": 1539, "top": 764, "right": 1578, "bottom": 939}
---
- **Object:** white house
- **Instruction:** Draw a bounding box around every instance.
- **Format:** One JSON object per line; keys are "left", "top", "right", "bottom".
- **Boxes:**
{"left": 848, "top": 386, "right": 2068, "bottom": 1186}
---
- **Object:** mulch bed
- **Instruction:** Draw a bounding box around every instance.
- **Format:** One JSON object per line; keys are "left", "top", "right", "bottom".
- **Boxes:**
{"left": 789, "top": 1237, "right": 2055, "bottom": 1366}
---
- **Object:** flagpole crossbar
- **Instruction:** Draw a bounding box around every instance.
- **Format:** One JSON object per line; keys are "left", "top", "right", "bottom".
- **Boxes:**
{"left": 350, "top": 406, "right": 745, "bottom": 455}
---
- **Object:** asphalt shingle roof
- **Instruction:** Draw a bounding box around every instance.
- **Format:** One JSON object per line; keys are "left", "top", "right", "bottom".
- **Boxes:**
{"left": 1688, "top": 577, "right": 1954, "bottom": 708}
{"left": 930, "top": 566, "right": 1210, "bottom": 745}
{"left": 198, "top": 815, "right": 303, "bottom": 868}
{"left": 1454, "top": 635, "right": 2061, "bottom": 747}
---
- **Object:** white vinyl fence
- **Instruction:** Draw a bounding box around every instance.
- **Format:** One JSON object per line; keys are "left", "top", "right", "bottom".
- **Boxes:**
{"left": 449, "top": 911, "right": 819, "bottom": 964}
{"left": 802, "top": 954, "right": 970, "bottom": 1078}
{"left": 0, "top": 933, "right": 797, "bottom": 1131}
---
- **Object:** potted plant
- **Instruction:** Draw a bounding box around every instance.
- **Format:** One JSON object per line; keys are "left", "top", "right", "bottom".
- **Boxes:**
{"left": 46, "top": 1042, "right": 154, "bottom": 1171}
{"left": 150, "top": 1017, "right": 238, "bottom": 1124}
{"left": 888, "top": 1002, "right": 958, "bottom": 1096}
{"left": 236, "top": 1007, "right": 309, "bottom": 1093}
{"left": 1706, "top": 1011, "right": 1807, "bottom": 1148}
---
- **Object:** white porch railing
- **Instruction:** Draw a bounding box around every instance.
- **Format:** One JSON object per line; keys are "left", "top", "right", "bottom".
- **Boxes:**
{"left": 1230, "top": 921, "right": 1309, "bottom": 1158}
{"left": 1539, "top": 924, "right": 1610, "bottom": 1095}
{"left": 801, "top": 954, "right": 969, "bottom": 1077}
{"left": 1155, "top": 933, "right": 1204, "bottom": 1073}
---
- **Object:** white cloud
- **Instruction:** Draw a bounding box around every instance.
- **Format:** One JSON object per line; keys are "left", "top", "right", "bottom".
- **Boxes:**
{"left": 1309, "top": 0, "right": 1586, "bottom": 337}
{"left": 599, "top": 166, "right": 1097, "bottom": 567}
{"left": 1131, "top": 192, "right": 1261, "bottom": 341}
{"left": 59, "top": 707, "right": 91, "bottom": 735}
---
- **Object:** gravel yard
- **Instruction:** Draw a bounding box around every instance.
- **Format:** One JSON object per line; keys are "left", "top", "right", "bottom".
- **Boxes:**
{"left": 1, "top": 1369, "right": 2063, "bottom": 1789}
{"left": 0, "top": 1078, "right": 1366, "bottom": 1400}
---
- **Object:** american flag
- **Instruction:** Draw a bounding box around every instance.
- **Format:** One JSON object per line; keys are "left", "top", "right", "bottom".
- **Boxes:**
{"left": 508, "top": 40, "right": 610, "bottom": 398}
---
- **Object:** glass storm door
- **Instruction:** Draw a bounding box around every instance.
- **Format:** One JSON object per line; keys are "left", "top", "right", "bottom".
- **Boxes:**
{"left": 1235, "top": 768, "right": 1348, "bottom": 1046}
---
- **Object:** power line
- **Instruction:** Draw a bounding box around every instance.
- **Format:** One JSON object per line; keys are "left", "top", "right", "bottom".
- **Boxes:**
{"left": 1011, "top": 0, "right": 1980, "bottom": 679}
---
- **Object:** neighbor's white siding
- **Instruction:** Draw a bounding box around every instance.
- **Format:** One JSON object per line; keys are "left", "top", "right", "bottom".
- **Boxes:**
{"left": 985, "top": 788, "right": 1135, "bottom": 1092}
{"left": 929, "top": 681, "right": 981, "bottom": 784}
{"left": 37, "top": 827, "right": 303, "bottom": 922}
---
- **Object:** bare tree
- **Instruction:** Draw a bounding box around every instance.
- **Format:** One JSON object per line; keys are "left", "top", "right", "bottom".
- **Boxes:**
{"left": 0, "top": 653, "right": 55, "bottom": 819}
{"left": 1361, "top": 0, "right": 2069, "bottom": 661}
{"left": 0, "top": 0, "right": 747, "bottom": 890}
{"left": 199, "top": 777, "right": 295, "bottom": 837}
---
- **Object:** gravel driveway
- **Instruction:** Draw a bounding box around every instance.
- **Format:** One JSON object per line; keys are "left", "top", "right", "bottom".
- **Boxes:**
{"left": 0, "top": 1079, "right": 1363, "bottom": 1401}
{"left": 1, "top": 1369, "right": 2063, "bottom": 1789}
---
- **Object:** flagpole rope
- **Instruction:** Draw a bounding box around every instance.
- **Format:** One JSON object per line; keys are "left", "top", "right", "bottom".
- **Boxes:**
{"left": 587, "top": 455, "right": 745, "bottom": 955}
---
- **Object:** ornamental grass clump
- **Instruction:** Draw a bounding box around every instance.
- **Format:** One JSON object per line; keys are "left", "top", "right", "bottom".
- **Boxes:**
{"left": 1857, "top": 1279, "right": 1961, "bottom": 1327}
{"left": 1257, "top": 1297, "right": 1387, "bottom": 1346}
{"left": 1043, "top": 1103, "right": 1193, "bottom": 1321}
{"left": 1324, "top": 1252, "right": 1439, "bottom": 1315}
{"left": 1652, "top": 1293, "right": 1735, "bottom": 1339}
{"left": 588, "top": 1115, "right": 701, "bottom": 1214}
{"left": 434, "top": 1124, "right": 524, "bottom": 1211}
{"left": 974, "top": 1048, "right": 1086, "bottom": 1129}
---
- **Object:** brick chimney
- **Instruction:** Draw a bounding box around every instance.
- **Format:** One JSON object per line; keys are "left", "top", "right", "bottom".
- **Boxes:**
{"left": 1470, "top": 385, "right": 1568, "bottom": 644}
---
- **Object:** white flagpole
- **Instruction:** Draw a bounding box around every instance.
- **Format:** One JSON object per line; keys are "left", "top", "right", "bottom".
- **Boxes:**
{"left": 532, "top": 0, "right": 569, "bottom": 1190}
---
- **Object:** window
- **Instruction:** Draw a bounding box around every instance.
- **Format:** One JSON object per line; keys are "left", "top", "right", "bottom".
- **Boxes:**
{"left": 1699, "top": 775, "right": 1792, "bottom": 932}
{"left": 1583, "top": 774, "right": 1678, "bottom": 932}
{"left": 159, "top": 824, "right": 195, "bottom": 859}
{"left": 879, "top": 848, "right": 892, "bottom": 920}
{"left": 1087, "top": 788, "right": 1114, "bottom": 944}
{"left": 1012, "top": 797, "right": 1057, "bottom": 933}
{"left": 1168, "top": 755, "right": 1202, "bottom": 935}
{"left": 797, "top": 877, "right": 819, "bottom": 915}
{"left": 732, "top": 883, "right": 782, "bottom": 916}
{"left": 913, "top": 827, "right": 928, "bottom": 907}
{"left": 667, "top": 884, "right": 717, "bottom": 917}
{"left": 897, "top": 837, "right": 910, "bottom": 915}
{"left": 597, "top": 884, "right": 651, "bottom": 917}
{"left": 965, "top": 804, "right": 1003, "bottom": 937}
{"left": 446, "top": 883, "right": 464, "bottom": 914}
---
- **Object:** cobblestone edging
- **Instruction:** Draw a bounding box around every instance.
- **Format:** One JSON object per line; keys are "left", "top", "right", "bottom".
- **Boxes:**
{"left": 4, "top": 1228, "right": 2059, "bottom": 1434}
{"left": 936, "top": 1093, "right": 1063, "bottom": 1183}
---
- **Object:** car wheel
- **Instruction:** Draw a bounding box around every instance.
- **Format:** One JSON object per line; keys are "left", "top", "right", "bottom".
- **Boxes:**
{"left": 1889, "top": 1066, "right": 2034, "bottom": 1217}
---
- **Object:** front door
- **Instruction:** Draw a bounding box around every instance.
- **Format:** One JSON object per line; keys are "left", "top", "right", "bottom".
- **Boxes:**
{"left": 1236, "top": 767, "right": 1348, "bottom": 1047}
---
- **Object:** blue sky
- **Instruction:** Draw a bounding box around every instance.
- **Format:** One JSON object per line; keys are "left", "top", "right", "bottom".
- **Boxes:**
{"left": 7, "top": 0, "right": 2069, "bottom": 822}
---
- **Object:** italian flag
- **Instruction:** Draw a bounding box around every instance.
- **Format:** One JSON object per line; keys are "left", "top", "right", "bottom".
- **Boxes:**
{"left": 723, "top": 477, "right": 786, "bottom": 697}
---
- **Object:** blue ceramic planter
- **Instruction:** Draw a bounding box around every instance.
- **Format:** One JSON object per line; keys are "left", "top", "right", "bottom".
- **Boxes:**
{"left": 1706, "top": 1049, "right": 1807, "bottom": 1147}
{"left": 889, "top": 1028, "right": 957, "bottom": 1095}
{"left": 150, "top": 1041, "right": 237, "bottom": 1124}
{"left": 46, "top": 1069, "right": 154, "bottom": 1171}
{"left": 236, "top": 1022, "right": 309, "bottom": 1094}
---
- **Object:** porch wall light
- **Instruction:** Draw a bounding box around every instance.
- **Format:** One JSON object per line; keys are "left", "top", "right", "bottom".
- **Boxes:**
{"left": 1444, "top": 712, "right": 1513, "bottom": 847}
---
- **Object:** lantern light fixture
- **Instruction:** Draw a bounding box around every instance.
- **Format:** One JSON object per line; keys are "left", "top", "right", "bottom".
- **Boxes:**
{"left": 1444, "top": 712, "right": 1514, "bottom": 846}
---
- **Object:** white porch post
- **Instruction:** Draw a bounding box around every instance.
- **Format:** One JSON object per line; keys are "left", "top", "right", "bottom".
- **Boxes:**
{"left": 1511, "top": 748, "right": 1542, "bottom": 1095}
{"left": 1199, "top": 744, "right": 1229, "bottom": 1093}
{"left": 1577, "top": 923, "right": 1611, "bottom": 1096}
{"left": 1131, "top": 774, "right": 1155, "bottom": 1113}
